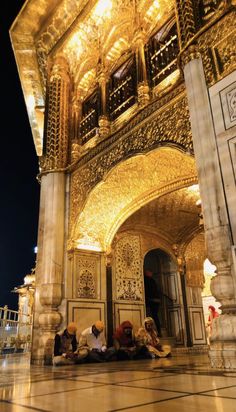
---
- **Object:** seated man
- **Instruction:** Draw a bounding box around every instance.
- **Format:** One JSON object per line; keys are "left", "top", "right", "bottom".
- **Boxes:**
{"left": 113, "top": 320, "right": 149, "bottom": 360}
{"left": 136, "top": 317, "right": 171, "bottom": 358}
{"left": 78, "top": 320, "right": 115, "bottom": 363}
{"left": 53, "top": 322, "right": 88, "bottom": 366}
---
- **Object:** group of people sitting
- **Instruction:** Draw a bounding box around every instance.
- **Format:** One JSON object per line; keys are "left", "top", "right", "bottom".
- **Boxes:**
{"left": 53, "top": 317, "right": 171, "bottom": 366}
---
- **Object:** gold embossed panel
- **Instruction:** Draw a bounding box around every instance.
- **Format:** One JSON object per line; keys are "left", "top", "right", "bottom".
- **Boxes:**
{"left": 72, "top": 147, "right": 197, "bottom": 251}
{"left": 114, "top": 234, "right": 143, "bottom": 301}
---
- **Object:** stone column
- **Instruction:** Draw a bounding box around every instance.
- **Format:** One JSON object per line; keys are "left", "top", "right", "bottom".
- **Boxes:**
{"left": 98, "top": 70, "right": 110, "bottom": 139}
{"left": 180, "top": 48, "right": 236, "bottom": 367}
{"left": 70, "top": 98, "right": 82, "bottom": 162}
{"left": 31, "top": 56, "right": 70, "bottom": 365}
{"left": 106, "top": 253, "right": 113, "bottom": 347}
{"left": 133, "top": 31, "right": 150, "bottom": 106}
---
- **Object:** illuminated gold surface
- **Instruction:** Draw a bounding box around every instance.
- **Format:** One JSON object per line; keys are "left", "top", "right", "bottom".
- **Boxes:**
{"left": 10, "top": 0, "right": 175, "bottom": 155}
{"left": 121, "top": 186, "right": 201, "bottom": 246}
{"left": 185, "top": 232, "right": 205, "bottom": 288}
{"left": 69, "top": 87, "right": 192, "bottom": 234}
{"left": 72, "top": 147, "right": 197, "bottom": 251}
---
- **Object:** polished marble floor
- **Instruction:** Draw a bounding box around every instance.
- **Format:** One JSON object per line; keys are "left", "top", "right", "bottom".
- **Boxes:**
{"left": 0, "top": 353, "right": 236, "bottom": 412}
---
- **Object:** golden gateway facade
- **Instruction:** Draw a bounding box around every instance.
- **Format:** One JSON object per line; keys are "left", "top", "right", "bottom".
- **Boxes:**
{"left": 10, "top": 0, "right": 236, "bottom": 368}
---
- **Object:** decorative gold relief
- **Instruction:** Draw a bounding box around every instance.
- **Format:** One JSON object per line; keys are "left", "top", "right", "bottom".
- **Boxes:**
{"left": 198, "top": 11, "right": 236, "bottom": 86}
{"left": 211, "top": 29, "right": 236, "bottom": 78}
{"left": 179, "top": 45, "right": 201, "bottom": 68}
{"left": 185, "top": 232, "right": 206, "bottom": 288}
{"left": 175, "top": 0, "right": 197, "bottom": 48}
{"left": 71, "top": 147, "right": 197, "bottom": 252}
{"left": 114, "top": 234, "right": 143, "bottom": 301}
{"left": 73, "top": 253, "right": 99, "bottom": 299}
{"left": 40, "top": 57, "right": 70, "bottom": 172}
{"left": 70, "top": 87, "right": 193, "bottom": 237}
{"left": 77, "top": 270, "right": 96, "bottom": 299}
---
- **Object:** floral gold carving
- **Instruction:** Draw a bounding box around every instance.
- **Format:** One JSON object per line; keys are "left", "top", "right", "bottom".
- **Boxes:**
{"left": 40, "top": 58, "right": 70, "bottom": 171}
{"left": 74, "top": 255, "right": 97, "bottom": 299}
{"left": 198, "top": 11, "right": 236, "bottom": 86}
{"left": 175, "top": 0, "right": 197, "bottom": 48}
{"left": 72, "top": 149, "right": 197, "bottom": 251}
{"left": 70, "top": 88, "right": 193, "bottom": 238}
{"left": 185, "top": 233, "right": 206, "bottom": 288}
{"left": 114, "top": 235, "right": 143, "bottom": 301}
{"left": 77, "top": 269, "right": 96, "bottom": 299}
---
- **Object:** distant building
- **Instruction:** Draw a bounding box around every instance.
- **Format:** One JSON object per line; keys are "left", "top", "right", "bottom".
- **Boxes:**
{"left": 10, "top": 0, "right": 236, "bottom": 368}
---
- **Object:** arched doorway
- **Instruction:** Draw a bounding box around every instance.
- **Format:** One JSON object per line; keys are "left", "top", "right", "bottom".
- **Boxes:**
{"left": 143, "top": 248, "right": 176, "bottom": 338}
{"left": 68, "top": 148, "right": 206, "bottom": 348}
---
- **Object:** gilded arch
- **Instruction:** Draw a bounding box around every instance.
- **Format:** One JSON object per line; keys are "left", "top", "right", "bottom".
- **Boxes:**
{"left": 71, "top": 146, "right": 197, "bottom": 251}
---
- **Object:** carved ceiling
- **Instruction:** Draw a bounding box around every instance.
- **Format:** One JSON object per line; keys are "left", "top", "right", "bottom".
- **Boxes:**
{"left": 10, "top": 0, "right": 175, "bottom": 155}
{"left": 120, "top": 185, "right": 202, "bottom": 245}
{"left": 72, "top": 147, "right": 198, "bottom": 251}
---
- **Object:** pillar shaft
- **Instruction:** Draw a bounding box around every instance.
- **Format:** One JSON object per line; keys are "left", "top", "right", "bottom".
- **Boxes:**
{"left": 183, "top": 54, "right": 236, "bottom": 368}
{"left": 32, "top": 56, "right": 70, "bottom": 365}
{"left": 134, "top": 33, "right": 150, "bottom": 106}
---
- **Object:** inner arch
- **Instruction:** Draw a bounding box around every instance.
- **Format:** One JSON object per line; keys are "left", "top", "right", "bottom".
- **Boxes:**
{"left": 72, "top": 147, "right": 197, "bottom": 251}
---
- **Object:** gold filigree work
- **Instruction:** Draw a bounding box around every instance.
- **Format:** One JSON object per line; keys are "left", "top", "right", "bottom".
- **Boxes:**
{"left": 198, "top": 10, "right": 236, "bottom": 86}
{"left": 114, "top": 234, "right": 143, "bottom": 301}
{"left": 71, "top": 148, "right": 197, "bottom": 251}
{"left": 40, "top": 59, "right": 70, "bottom": 171}
{"left": 70, "top": 88, "right": 193, "bottom": 237}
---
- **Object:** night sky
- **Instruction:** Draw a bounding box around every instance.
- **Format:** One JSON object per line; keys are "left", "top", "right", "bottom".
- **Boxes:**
{"left": 1, "top": 0, "right": 40, "bottom": 309}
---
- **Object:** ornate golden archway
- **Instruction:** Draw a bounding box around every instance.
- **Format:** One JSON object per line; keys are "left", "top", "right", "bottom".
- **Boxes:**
{"left": 71, "top": 147, "right": 197, "bottom": 251}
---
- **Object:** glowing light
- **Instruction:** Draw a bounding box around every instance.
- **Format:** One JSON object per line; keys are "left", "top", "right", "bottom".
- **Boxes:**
{"left": 204, "top": 258, "right": 216, "bottom": 276}
{"left": 106, "top": 38, "right": 129, "bottom": 61}
{"left": 27, "top": 95, "right": 35, "bottom": 114}
{"left": 146, "top": 0, "right": 160, "bottom": 19}
{"left": 187, "top": 184, "right": 199, "bottom": 192}
{"left": 92, "top": 0, "right": 112, "bottom": 23}
{"left": 76, "top": 241, "right": 102, "bottom": 252}
{"left": 78, "top": 69, "right": 96, "bottom": 92}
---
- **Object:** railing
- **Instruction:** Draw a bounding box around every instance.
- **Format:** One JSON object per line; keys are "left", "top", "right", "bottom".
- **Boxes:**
{"left": 0, "top": 305, "right": 32, "bottom": 354}
{"left": 79, "top": 23, "right": 179, "bottom": 143}
{"left": 146, "top": 29, "right": 179, "bottom": 88}
{"left": 108, "top": 56, "right": 137, "bottom": 121}
{"left": 80, "top": 89, "right": 100, "bottom": 144}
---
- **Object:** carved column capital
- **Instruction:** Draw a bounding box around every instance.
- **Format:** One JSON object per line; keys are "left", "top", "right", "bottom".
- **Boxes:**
{"left": 179, "top": 44, "right": 201, "bottom": 69}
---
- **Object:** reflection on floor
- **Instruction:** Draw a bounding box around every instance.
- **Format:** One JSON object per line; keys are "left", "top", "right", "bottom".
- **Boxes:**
{"left": 1, "top": 353, "right": 236, "bottom": 411}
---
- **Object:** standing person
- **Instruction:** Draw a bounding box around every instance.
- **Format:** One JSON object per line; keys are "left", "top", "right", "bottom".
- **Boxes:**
{"left": 206, "top": 305, "right": 220, "bottom": 344}
{"left": 53, "top": 322, "right": 87, "bottom": 366}
{"left": 136, "top": 317, "right": 171, "bottom": 358}
{"left": 78, "top": 320, "right": 115, "bottom": 362}
{"left": 144, "top": 270, "right": 162, "bottom": 336}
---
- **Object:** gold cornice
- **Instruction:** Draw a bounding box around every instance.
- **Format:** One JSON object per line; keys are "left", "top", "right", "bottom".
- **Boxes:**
{"left": 68, "top": 82, "right": 189, "bottom": 172}
{"left": 177, "top": 5, "right": 234, "bottom": 70}
{"left": 69, "top": 87, "right": 193, "bottom": 248}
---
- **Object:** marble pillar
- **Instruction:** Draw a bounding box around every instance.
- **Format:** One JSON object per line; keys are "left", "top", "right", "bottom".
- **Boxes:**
{"left": 31, "top": 56, "right": 70, "bottom": 365}
{"left": 183, "top": 55, "right": 236, "bottom": 368}
{"left": 31, "top": 172, "right": 65, "bottom": 365}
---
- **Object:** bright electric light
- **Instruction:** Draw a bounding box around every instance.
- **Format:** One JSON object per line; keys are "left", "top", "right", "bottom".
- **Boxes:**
{"left": 204, "top": 258, "right": 216, "bottom": 276}
{"left": 93, "top": 0, "right": 112, "bottom": 20}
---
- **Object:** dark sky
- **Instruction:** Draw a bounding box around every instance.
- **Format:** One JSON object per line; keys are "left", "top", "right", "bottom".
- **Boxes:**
{"left": 1, "top": 0, "right": 40, "bottom": 309}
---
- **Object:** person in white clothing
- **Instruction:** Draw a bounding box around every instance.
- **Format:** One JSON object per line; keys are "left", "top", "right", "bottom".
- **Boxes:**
{"left": 79, "top": 320, "right": 115, "bottom": 362}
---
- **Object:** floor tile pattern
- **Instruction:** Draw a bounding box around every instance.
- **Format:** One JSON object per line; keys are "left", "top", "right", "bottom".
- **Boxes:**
{"left": 0, "top": 353, "right": 236, "bottom": 411}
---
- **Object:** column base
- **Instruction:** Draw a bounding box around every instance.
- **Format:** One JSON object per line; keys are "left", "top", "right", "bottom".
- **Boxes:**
{"left": 209, "top": 341, "right": 236, "bottom": 369}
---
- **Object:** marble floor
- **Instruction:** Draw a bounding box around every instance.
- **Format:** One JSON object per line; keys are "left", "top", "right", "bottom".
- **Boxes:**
{"left": 0, "top": 353, "right": 236, "bottom": 412}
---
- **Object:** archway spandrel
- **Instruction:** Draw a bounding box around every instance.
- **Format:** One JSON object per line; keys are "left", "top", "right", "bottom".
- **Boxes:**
{"left": 72, "top": 148, "right": 197, "bottom": 251}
